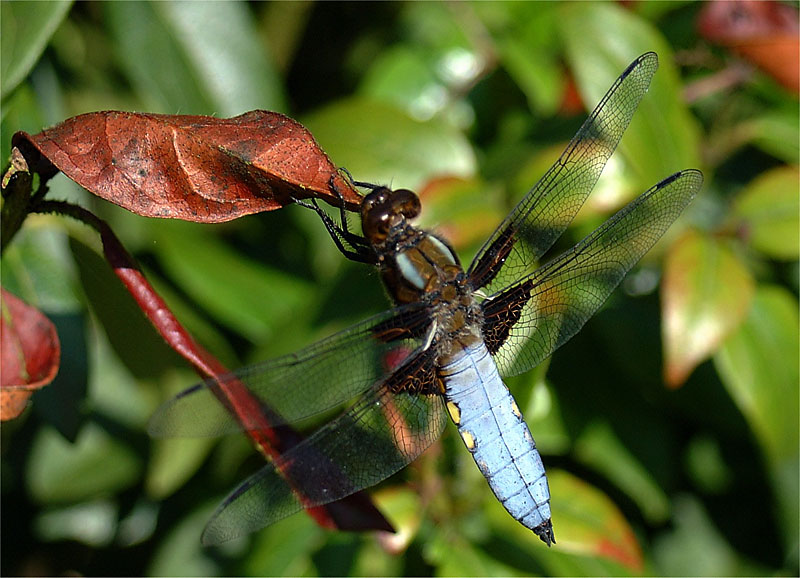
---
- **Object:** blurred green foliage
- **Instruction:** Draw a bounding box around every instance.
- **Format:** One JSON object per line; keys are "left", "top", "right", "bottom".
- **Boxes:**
{"left": 2, "top": 1, "right": 798, "bottom": 576}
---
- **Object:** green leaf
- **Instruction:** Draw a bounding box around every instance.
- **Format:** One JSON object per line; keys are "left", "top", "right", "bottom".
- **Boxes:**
{"left": 746, "top": 109, "right": 800, "bottom": 164}
{"left": 146, "top": 437, "right": 213, "bottom": 500}
{"left": 2, "top": 224, "right": 87, "bottom": 440}
{"left": 153, "top": 1, "right": 285, "bottom": 114}
{"left": 498, "top": 33, "right": 563, "bottom": 116}
{"left": 559, "top": 3, "right": 702, "bottom": 187}
{"left": 426, "top": 530, "right": 523, "bottom": 576}
{"left": 153, "top": 221, "right": 315, "bottom": 343}
{"left": 369, "top": 486, "right": 424, "bottom": 552}
{"left": 32, "top": 312, "right": 87, "bottom": 442}
{"left": 0, "top": 221, "right": 82, "bottom": 312}
{"left": 69, "top": 237, "right": 183, "bottom": 380}
{"left": 245, "top": 514, "right": 322, "bottom": 576}
{"left": 145, "top": 371, "right": 216, "bottom": 500}
{"left": 0, "top": 0, "right": 73, "bottom": 101}
{"left": 661, "top": 230, "right": 755, "bottom": 388}
{"left": 733, "top": 166, "right": 800, "bottom": 260}
{"left": 87, "top": 317, "right": 155, "bottom": 431}
{"left": 105, "top": 1, "right": 284, "bottom": 115}
{"left": 352, "top": 527, "right": 405, "bottom": 576}
{"left": 358, "top": 45, "right": 444, "bottom": 118}
{"left": 684, "top": 435, "right": 734, "bottom": 494}
{"left": 302, "top": 98, "right": 476, "bottom": 191}
{"left": 714, "top": 285, "right": 799, "bottom": 465}
{"left": 355, "top": 0, "right": 481, "bottom": 119}
{"left": 28, "top": 423, "right": 142, "bottom": 503}
{"left": 1, "top": 81, "right": 47, "bottom": 166}
{"left": 34, "top": 499, "right": 118, "bottom": 546}
{"left": 653, "top": 495, "right": 773, "bottom": 576}
{"left": 484, "top": 3, "right": 564, "bottom": 116}
{"left": 574, "top": 420, "right": 670, "bottom": 523}
{"left": 147, "top": 501, "right": 220, "bottom": 576}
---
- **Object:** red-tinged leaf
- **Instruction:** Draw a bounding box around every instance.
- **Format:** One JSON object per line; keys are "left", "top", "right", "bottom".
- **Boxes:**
{"left": 480, "top": 466, "right": 644, "bottom": 572}
{"left": 98, "top": 222, "right": 391, "bottom": 533}
{"left": 733, "top": 165, "right": 799, "bottom": 260}
{"left": 12, "top": 110, "right": 363, "bottom": 223}
{"left": 661, "top": 230, "right": 755, "bottom": 389}
{"left": 698, "top": 0, "right": 800, "bottom": 94}
{"left": 0, "top": 288, "right": 61, "bottom": 420}
{"left": 546, "top": 469, "right": 644, "bottom": 573}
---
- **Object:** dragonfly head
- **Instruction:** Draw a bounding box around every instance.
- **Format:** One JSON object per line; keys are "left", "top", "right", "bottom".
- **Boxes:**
{"left": 361, "top": 187, "right": 421, "bottom": 244}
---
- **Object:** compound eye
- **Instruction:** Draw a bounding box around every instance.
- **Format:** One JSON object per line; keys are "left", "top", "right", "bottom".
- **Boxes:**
{"left": 362, "top": 208, "right": 390, "bottom": 242}
{"left": 361, "top": 187, "right": 391, "bottom": 219}
{"left": 392, "top": 189, "right": 421, "bottom": 219}
{"left": 361, "top": 187, "right": 393, "bottom": 242}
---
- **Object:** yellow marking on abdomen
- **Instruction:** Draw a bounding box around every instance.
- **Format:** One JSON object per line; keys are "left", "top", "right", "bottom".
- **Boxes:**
{"left": 460, "top": 429, "right": 476, "bottom": 450}
{"left": 446, "top": 401, "right": 461, "bottom": 425}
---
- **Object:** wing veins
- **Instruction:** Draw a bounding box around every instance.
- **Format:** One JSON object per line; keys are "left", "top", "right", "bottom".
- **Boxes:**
{"left": 469, "top": 52, "right": 659, "bottom": 293}
{"left": 482, "top": 170, "right": 702, "bottom": 377}
{"left": 149, "top": 302, "right": 431, "bottom": 438}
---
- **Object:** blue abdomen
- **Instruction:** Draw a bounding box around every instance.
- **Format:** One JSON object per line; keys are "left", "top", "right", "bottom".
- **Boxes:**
{"left": 440, "top": 341, "right": 554, "bottom": 545}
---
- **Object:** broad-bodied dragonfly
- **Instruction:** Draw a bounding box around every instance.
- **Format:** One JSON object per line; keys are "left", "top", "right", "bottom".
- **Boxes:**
{"left": 149, "top": 53, "right": 702, "bottom": 547}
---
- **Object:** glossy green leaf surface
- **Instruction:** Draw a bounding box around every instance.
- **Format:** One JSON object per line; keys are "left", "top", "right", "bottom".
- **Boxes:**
{"left": 713, "top": 285, "right": 799, "bottom": 557}
{"left": 302, "top": 98, "right": 476, "bottom": 191}
{"left": 27, "top": 423, "right": 142, "bottom": 503}
{"left": 715, "top": 285, "right": 799, "bottom": 464}
{"left": 733, "top": 165, "right": 800, "bottom": 260}
{"left": 1, "top": 1, "right": 73, "bottom": 101}
{"left": 574, "top": 420, "right": 670, "bottom": 523}
{"left": 546, "top": 469, "right": 644, "bottom": 573}
{"left": 746, "top": 109, "right": 800, "bottom": 164}
{"left": 104, "top": 1, "right": 284, "bottom": 115}
{"left": 146, "top": 430, "right": 215, "bottom": 500}
{"left": 484, "top": 3, "right": 563, "bottom": 117}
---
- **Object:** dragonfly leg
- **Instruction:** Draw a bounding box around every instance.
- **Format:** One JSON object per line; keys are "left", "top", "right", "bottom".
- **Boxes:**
{"left": 294, "top": 194, "right": 376, "bottom": 264}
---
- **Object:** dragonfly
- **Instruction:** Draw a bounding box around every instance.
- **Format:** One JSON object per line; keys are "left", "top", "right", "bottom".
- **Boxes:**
{"left": 149, "top": 52, "right": 702, "bottom": 547}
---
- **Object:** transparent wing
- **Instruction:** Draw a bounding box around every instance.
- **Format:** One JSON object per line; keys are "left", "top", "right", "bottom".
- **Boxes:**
{"left": 482, "top": 170, "right": 702, "bottom": 378}
{"left": 148, "top": 303, "right": 432, "bottom": 437}
{"left": 200, "top": 370, "right": 447, "bottom": 545}
{"left": 468, "top": 52, "right": 659, "bottom": 294}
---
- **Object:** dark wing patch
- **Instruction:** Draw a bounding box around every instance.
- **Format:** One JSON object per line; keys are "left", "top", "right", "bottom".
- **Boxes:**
{"left": 385, "top": 346, "right": 441, "bottom": 395}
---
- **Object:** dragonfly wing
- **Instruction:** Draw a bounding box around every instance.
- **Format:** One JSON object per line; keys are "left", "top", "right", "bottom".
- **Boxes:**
{"left": 468, "top": 52, "right": 659, "bottom": 294}
{"left": 148, "top": 303, "right": 432, "bottom": 437}
{"left": 483, "top": 170, "right": 702, "bottom": 378}
{"left": 201, "top": 351, "right": 447, "bottom": 545}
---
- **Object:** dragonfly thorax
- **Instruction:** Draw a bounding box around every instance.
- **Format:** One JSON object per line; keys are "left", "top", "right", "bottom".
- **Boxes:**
{"left": 361, "top": 187, "right": 484, "bottom": 355}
